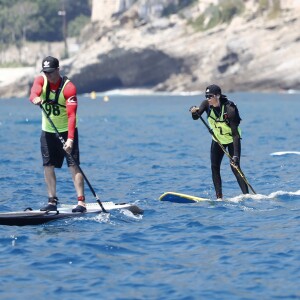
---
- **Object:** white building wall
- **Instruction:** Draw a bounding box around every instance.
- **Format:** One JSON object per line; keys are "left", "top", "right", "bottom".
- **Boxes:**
{"left": 280, "top": 0, "right": 300, "bottom": 9}
{"left": 91, "top": 0, "right": 120, "bottom": 22}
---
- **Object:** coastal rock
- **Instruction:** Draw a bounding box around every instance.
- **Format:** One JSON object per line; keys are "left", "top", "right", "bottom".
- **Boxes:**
{"left": 67, "top": 48, "right": 186, "bottom": 93}
{"left": 1, "top": 2, "right": 300, "bottom": 98}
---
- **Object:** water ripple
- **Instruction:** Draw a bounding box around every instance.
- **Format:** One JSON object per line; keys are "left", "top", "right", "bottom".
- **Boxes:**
{"left": 1, "top": 95, "right": 300, "bottom": 300}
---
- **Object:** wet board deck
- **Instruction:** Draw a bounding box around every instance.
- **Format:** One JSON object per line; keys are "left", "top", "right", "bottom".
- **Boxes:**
{"left": 159, "top": 192, "right": 209, "bottom": 203}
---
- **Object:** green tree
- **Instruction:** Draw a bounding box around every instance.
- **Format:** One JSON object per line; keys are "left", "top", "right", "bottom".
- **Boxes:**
{"left": 0, "top": 0, "right": 91, "bottom": 44}
{"left": 68, "top": 15, "right": 90, "bottom": 37}
{"left": 26, "top": 0, "right": 91, "bottom": 41}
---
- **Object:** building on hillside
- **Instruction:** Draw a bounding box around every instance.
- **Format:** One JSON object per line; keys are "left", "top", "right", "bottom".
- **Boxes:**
{"left": 91, "top": 0, "right": 300, "bottom": 23}
{"left": 91, "top": 0, "right": 118, "bottom": 22}
{"left": 91, "top": 0, "right": 136, "bottom": 22}
{"left": 280, "top": 0, "right": 300, "bottom": 9}
{"left": 91, "top": 0, "right": 181, "bottom": 22}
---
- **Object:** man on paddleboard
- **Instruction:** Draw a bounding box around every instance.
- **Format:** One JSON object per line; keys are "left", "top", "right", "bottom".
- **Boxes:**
{"left": 29, "top": 56, "right": 86, "bottom": 213}
{"left": 190, "top": 84, "right": 249, "bottom": 200}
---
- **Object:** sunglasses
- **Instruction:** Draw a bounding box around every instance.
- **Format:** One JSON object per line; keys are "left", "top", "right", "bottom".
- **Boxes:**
{"left": 205, "top": 94, "right": 215, "bottom": 99}
{"left": 43, "top": 68, "right": 58, "bottom": 74}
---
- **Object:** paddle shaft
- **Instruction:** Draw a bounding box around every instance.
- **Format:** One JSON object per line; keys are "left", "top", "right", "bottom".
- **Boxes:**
{"left": 40, "top": 105, "right": 107, "bottom": 212}
{"left": 199, "top": 115, "right": 256, "bottom": 194}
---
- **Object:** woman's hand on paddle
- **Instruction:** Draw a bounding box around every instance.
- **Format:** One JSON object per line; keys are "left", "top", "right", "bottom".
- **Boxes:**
{"left": 189, "top": 106, "right": 199, "bottom": 114}
{"left": 189, "top": 106, "right": 200, "bottom": 120}
{"left": 63, "top": 138, "right": 74, "bottom": 154}
{"left": 230, "top": 156, "right": 240, "bottom": 168}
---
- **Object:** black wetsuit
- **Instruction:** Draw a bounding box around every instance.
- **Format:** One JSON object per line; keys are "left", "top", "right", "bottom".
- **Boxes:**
{"left": 192, "top": 95, "right": 249, "bottom": 197}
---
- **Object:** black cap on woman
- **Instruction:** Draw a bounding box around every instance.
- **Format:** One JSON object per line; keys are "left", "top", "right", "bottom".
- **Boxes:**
{"left": 205, "top": 84, "right": 222, "bottom": 96}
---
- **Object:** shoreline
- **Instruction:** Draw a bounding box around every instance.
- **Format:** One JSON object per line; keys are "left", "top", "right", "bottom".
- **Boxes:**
{"left": 0, "top": 67, "right": 36, "bottom": 87}
{"left": 1, "top": 67, "right": 299, "bottom": 98}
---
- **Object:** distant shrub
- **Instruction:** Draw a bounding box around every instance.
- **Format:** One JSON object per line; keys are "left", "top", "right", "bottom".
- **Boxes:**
{"left": 68, "top": 15, "right": 90, "bottom": 37}
{"left": 162, "top": 0, "right": 197, "bottom": 16}
{"left": 190, "top": 0, "right": 245, "bottom": 31}
{"left": 258, "top": 0, "right": 269, "bottom": 11}
{"left": 268, "top": 0, "right": 281, "bottom": 18}
{"left": 220, "top": 0, "right": 244, "bottom": 23}
{"left": 258, "top": 0, "right": 281, "bottom": 18}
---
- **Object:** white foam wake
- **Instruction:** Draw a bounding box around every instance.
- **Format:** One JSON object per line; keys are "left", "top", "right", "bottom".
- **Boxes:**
{"left": 270, "top": 151, "right": 300, "bottom": 156}
{"left": 229, "top": 190, "right": 300, "bottom": 202}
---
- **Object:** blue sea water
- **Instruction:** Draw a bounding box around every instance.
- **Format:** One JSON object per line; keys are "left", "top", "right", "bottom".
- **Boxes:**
{"left": 0, "top": 92, "right": 300, "bottom": 300}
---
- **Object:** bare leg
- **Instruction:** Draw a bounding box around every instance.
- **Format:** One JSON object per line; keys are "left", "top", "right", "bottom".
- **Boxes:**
{"left": 69, "top": 165, "right": 85, "bottom": 206}
{"left": 44, "top": 166, "right": 56, "bottom": 197}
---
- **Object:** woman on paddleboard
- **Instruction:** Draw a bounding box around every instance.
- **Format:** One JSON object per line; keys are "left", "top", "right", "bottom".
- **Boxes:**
{"left": 29, "top": 56, "right": 86, "bottom": 213}
{"left": 190, "top": 84, "right": 249, "bottom": 200}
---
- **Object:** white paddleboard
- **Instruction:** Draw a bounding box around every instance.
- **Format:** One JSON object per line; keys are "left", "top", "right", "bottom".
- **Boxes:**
{"left": 0, "top": 202, "right": 143, "bottom": 226}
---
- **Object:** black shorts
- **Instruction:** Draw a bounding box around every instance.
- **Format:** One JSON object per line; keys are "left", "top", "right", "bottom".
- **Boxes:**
{"left": 40, "top": 129, "right": 80, "bottom": 168}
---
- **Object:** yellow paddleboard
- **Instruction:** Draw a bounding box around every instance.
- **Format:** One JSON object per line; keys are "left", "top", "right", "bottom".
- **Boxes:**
{"left": 159, "top": 192, "right": 209, "bottom": 203}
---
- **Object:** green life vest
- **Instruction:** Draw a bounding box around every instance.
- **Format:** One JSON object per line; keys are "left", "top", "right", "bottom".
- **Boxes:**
{"left": 207, "top": 103, "right": 242, "bottom": 144}
{"left": 40, "top": 75, "right": 72, "bottom": 133}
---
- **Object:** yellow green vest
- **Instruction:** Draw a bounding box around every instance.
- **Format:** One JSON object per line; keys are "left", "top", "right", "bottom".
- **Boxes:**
{"left": 40, "top": 75, "right": 73, "bottom": 133}
{"left": 207, "top": 104, "right": 242, "bottom": 144}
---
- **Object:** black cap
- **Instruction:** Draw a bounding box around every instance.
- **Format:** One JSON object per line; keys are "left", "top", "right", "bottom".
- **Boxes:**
{"left": 205, "top": 84, "right": 221, "bottom": 95}
{"left": 41, "top": 56, "right": 59, "bottom": 73}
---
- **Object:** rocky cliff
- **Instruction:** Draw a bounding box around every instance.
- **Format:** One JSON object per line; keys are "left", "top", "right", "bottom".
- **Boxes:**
{"left": 1, "top": 0, "right": 300, "bottom": 98}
